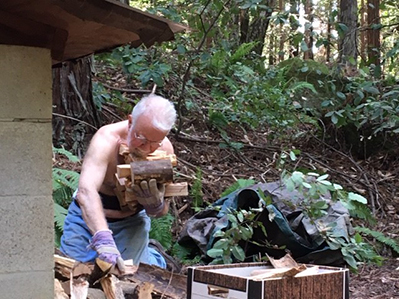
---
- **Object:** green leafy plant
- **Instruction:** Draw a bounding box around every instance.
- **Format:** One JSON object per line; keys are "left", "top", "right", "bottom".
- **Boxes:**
{"left": 190, "top": 167, "right": 204, "bottom": 210}
{"left": 282, "top": 170, "right": 381, "bottom": 270}
{"left": 149, "top": 213, "right": 175, "bottom": 250}
{"left": 92, "top": 81, "right": 111, "bottom": 110}
{"left": 220, "top": 179, "right": 256, "bottom": 197}
{"left": 355, "top": 226, "right": 399, "bottom": 256}
{"left": 283, "top": 171, "right": 341, "bottom": 219}
{"left": 171, "top": 243, "right": 202, "bottom": 266}
{"left": 206, "top": 209, "right": 267, "bottom": 264}
{"left": 110, "top": 45, "right": 172, "bottom": 87}
{"left": 324, "top": 228, "right": 384, "bottom": 271}
{"left": 52, "top": 147, "right": 81, "bottom": 247}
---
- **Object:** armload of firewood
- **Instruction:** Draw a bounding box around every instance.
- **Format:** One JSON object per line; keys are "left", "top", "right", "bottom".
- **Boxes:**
{"left": 114, "top": 145, "right": 189, "bottom": 212}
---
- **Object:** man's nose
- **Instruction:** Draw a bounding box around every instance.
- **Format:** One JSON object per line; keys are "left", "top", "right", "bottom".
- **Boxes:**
{"left": 139, "top": 143, "right": 151, "bottom": 152}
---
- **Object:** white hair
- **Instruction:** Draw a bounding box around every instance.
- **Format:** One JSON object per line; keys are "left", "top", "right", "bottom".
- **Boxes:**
{"left": 131, "top": 94, "right": 177, "bottom": 132}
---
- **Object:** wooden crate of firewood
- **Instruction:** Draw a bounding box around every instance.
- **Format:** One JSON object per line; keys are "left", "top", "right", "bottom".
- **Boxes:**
{"left": 187, "top": 261, "right": 349, "bottom": 299}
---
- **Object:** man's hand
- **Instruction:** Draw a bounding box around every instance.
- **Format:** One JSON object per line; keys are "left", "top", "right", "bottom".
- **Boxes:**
{"left": 89, "top": 230, "right": 126, "bottom": 273}
{"left": 132, "top": 179, "right": 165, "bottom": 216}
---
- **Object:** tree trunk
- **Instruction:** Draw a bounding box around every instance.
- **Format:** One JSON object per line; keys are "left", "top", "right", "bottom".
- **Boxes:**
{"left": 52, "top": 56, "right": 101, "bottom": 157}
{"left": 278, "top": 0, "right": 285, "bottom": 62}
{"left": 338, "top": 0, "right": 358, "bottom": 64}
{"left": 289, "top": 0, "right": 300, "bottom": 57}
{"left": 326, "top": 1, "right": 332, "bottom": 61}
{"left": 367, "top": 0, "right": 381, "bottom": 68}
{"left": 269, "top": 30, "right": 276, "bottom": 65}
{"left": 360, "top": 0, "right": 367, "bottom": 62}
{"left": 240, "top": 0, "right": 276, "bottom": 56}
{"left": 303, "top": 0, "right": 314, "bottom": 60}
{"left": 239, "top": 9, "right": 250, "bottom": 45}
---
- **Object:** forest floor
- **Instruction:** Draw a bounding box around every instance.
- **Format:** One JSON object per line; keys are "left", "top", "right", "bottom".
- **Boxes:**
{"left": 57, "top": 62, "right": 399, "bottom": 298}
{"left": 169, "top": 135, "right": 399, "bottom": 299}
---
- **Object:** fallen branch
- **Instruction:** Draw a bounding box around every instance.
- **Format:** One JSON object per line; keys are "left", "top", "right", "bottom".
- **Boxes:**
{"left": 102, "top": 83, "right": 152, "bottom": 94}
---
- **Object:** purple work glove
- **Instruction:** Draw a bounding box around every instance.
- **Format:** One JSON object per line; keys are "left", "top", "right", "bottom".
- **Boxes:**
{"left": 132, "top": 179, "right": 165, "bottom": 216}
{"left": 89, "top": 230, "right": 126, "bottom": 273}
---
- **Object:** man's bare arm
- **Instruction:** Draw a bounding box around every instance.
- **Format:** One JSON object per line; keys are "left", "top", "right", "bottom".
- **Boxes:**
{"left": 76, "top": 128, "right": 115, "bottom": 234}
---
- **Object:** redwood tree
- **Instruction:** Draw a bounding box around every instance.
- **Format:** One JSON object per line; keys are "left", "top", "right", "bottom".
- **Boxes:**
{"left": 239, "top": 0, "right": 277, "bottom": 55}
{"left": 367, "top": 0, "right": 381, "bottom": 68}
{"left": 338, "top": 0, "right": 358, "bottom": 64}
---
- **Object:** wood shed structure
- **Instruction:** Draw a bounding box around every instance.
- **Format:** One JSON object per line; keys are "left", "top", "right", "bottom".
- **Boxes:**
{"left": 0, "top": 1, "right": 185, "bottom": 297}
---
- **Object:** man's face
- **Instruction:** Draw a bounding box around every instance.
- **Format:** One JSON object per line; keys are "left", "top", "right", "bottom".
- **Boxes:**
{"left": 127, "top": 115, "right": 166, "bottom": 157}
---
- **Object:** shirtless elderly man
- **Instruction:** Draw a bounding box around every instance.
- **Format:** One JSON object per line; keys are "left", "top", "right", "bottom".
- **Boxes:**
{"left": 60, "top": 94, "right": 176, "bottom": 272}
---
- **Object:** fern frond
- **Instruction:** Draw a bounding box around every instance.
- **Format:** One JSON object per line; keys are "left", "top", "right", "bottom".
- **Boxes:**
{"left": 53, "top": 187, "right": 74, "bottom": 206}
{"left": 290, "top": 81, "right": 317, "bottom": 94}
{"left": 54, "top": 203, "right": 68, "bottom": 231}
{"left": 230, "top": 42, "right": 257, "bottom": 63}
{"left": 346, "top": 201, "right": 376, "bottom": 225}
{"left": 355, "top": 226, "right": 399, "bottom": 254}
{"left": 53, "top": 146, "right": 81, "bottom": 163}
{"left": 171, "top": 243, "right": 202, "bottom": 265}
{"left": 209, "top": 110, "right": 229, "bottom": 130}
{"left": 149, "top": 213, "right": 174, "bottom": 250}
{"left": 53, "top": 168, "right": 80, "bottom": 191}
{"left": 210, "top": 51, "right": 227, "bottom": 72}
{"left": 220, "top": 179, "right": 256, "bottom": 197}
{"left": 55, "top": 226, "right": 63, "bottom": 248}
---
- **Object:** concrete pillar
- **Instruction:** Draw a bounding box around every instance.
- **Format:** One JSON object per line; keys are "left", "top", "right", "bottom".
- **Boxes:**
{"left": 0, "top": 46, "right": 54, "bottom": 298}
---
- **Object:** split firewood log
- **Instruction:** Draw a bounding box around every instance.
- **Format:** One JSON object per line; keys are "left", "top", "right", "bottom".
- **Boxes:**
{"left": 54, "top": 279, "right": 68, "bottom": 299}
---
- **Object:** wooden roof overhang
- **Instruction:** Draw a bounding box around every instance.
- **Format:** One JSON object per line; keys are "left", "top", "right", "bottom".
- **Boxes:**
{"left": 0, "top": 0, "right": 186, "bottom": 65}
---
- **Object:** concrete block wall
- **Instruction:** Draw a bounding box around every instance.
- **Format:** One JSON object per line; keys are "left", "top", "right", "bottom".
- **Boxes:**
{"left": 0, "top": 45, "right": 54, "bottom": 298}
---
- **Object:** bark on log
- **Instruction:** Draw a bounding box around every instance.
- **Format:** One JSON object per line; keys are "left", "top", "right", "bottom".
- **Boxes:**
{"left": 131, "top": 160, "right": 174, "bottom": 184}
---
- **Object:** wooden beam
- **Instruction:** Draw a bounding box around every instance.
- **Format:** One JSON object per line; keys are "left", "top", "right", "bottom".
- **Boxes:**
{"left": 0, "top": 10, "right": 55, "bottom": 48}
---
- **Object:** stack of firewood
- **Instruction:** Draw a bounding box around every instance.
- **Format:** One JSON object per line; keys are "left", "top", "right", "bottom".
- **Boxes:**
{"left": 54, "top": 253, "right": 187, "bottom": 299}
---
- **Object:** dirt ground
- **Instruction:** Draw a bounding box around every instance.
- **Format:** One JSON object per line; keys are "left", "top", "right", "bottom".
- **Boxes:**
{"left": 349, "top": 258, "right": 399, "bottom": 299}
{"left": 168, "top": 131, "right": 399, "bottom": 299}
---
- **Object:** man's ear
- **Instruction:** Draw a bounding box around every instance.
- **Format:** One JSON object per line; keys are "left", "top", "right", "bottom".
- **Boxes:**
{"left": 128, "top": 115, "right": 132, "bottom": 127}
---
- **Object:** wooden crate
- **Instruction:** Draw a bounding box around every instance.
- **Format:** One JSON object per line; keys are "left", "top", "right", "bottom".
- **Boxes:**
{"left": 187, "top": 262, "right": 349, "bottom": 299}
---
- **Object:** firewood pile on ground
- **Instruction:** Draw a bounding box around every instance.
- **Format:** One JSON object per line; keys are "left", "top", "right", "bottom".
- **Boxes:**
{"left": 54, "top": 253, "right": 187, "bottom": 299}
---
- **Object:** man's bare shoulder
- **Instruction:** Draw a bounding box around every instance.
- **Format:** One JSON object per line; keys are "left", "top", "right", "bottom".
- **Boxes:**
{"left": 160, "top": 136, "right": 174, "bottom": 154}
{"left": 85, "top": 120, "right": 128, "bottom": 158}
{"left": 93, "top": 121, "right": 128, "bottom": 142}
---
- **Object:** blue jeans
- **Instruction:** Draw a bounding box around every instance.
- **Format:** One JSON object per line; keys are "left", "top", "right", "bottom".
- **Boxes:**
{"left": 60, "top": 200, "right": 166, "bottom": 268}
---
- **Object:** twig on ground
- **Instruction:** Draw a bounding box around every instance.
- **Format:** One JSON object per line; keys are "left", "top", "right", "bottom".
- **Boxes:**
{"left": 160, "top": 268, "right": 174, "bottom": 299}
{"left": 173, "top": 130, "right": 281, "bottom": 151}
{"left": 177, "top": 203, "right": 190, "bottom": 215}
{"left": 101, "top": 104, "right": 124, "bottom": 121}
{"left": 52, "top": 113, "right": 98, "bottom": 130}
{"left": 102, "top": 82, "right": 152, "bottom": 94}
